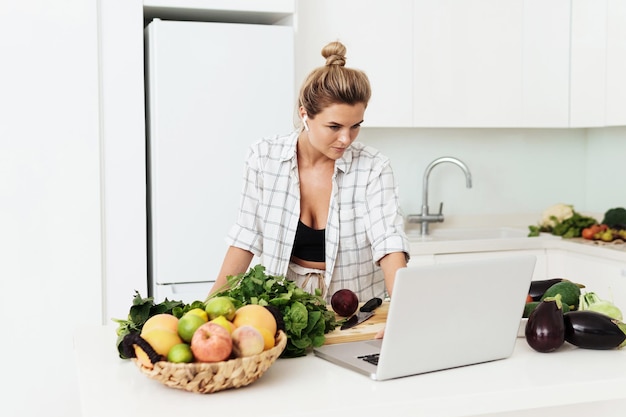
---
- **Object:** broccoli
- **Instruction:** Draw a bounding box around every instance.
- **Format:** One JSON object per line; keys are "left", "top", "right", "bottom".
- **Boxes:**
{"left": 601, "top": 207, "right": 626, "bottom": 228}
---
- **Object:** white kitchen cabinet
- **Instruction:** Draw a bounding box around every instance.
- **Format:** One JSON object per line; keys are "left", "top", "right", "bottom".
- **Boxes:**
{"left": 434, "top": 250, "right": 548, "bottom": 281}
{"left": 295, "top": 0, "right": 413, "bottom": 127}
{"left": 297, "top": 0, "right": 573, "bottom": 128}
{"left": 570, "top": 0, "right": 626, "bottom": 127}
{"left": 570, "top": 0, "right": 607, "bottom": 128}
{"left": 605, "top": 0, "right": 626, "bottom": 126}
{"left": 521, "top": 0, "right": 570, "bottom": 127}
{"left": 297, "top": 0, "right": 626, "bottom": 128}
{"left": 414, "top": 0, "right": 575, "bottom": 128}
{"left": 413, "top": 0, "right": 523, "bottom": 127}
{"left": 547, "top": 249, "right": 626, "bottom": 309}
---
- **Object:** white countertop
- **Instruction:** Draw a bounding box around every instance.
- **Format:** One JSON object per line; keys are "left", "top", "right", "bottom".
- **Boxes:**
{"left": 74, "top": 325, "right": 626, "bottom": 417}
{"left": 408, "top": 227, "right": 626, "bottom": 263}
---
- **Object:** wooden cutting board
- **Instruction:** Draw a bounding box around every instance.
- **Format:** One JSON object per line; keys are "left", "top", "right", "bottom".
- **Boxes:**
{"left": 323, "top": 301, "right": 389, "bottom": 345}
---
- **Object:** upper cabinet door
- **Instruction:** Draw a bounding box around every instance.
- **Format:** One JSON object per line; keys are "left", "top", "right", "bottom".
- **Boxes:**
{"left": 570, "top": 0, "right": 607, "bottom": 127}
{"left": 295, "top": 0, "right": 413, "bottom": 127}
{"left": 413, "top": 0, "right": 523, "bottom": 127}
{"left": 522, "top": 0, "right": 570, "bottom": 127}
{"left": 606, "top": 0, "right": 626, "bottom": 126}
{"left": 296, "top": 0, "right": 625, "bottom": 128}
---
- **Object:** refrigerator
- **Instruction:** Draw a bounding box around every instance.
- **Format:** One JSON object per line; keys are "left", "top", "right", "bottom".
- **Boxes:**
{"left": 144, "top": 19, "right": 295, "bottom": 303}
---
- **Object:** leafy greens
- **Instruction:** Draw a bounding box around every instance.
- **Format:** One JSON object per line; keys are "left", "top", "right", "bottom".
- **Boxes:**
{"left": 529, "top": 210, "right": 597, "bottom": 238}
{"left": 210, "top": 264, "right": 340, "bottom": 358}
{"left": 112, "top": 291, "right": 204, "bottom": 359}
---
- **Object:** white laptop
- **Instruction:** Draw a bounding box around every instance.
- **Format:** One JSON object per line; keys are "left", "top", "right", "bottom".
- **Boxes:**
{"left": 313, "top": 255, "right": 536, "bottom": 381}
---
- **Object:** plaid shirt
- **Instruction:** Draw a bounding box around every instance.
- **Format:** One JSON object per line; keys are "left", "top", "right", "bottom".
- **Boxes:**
{"left": 226, "top": 130, "right": 410, "bottom": 300}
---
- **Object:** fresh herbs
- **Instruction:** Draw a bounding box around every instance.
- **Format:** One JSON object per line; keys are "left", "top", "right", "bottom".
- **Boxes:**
{"left": 210, "top": 264, "right": 340, "bottom": 358}
{"left": 529, "top": 206, "right": 597, "bottom": 238}
{"left": 112, "top": 291, "right": 204, "bottom": 359}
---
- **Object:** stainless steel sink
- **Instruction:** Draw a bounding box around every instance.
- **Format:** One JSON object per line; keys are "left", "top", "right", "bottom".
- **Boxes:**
{"left": 407, "top": 227, "right": 530, "bottom": 241}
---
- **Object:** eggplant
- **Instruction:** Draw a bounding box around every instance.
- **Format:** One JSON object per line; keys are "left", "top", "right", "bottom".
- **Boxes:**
{"left": 564, "top": 310, "right": 626, "bottom": 350}
{"left": 528, "top": 278, "right": 567, "bottom": 301}
{"left": 525, "top": 295, "right": 565, "bottom": 353}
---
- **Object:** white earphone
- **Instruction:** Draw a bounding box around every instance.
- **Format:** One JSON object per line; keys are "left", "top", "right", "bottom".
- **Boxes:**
{"left": 302, "top": 114, "right": 310, "bottom": 131}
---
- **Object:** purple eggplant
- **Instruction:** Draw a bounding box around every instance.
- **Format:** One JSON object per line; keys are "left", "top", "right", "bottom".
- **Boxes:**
{"left": 528, "top": 279, "right": 566, "bottom": 301}
{"left": 564, "top": 310, "right": 626, "bottom": 350}
{"left": 525, "top": 295, "right": 565, "bottom": 353}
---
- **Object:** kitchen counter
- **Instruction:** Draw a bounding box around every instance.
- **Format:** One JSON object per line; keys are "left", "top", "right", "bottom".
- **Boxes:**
{"left": 408, "top": 228, "right": 626, "bottom": 263}
{"left": 74, "top": 325, "right": 626, "bottom": 417}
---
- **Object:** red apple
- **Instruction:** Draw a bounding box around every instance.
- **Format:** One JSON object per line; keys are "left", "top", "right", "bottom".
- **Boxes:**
{"left": 190, "top": 322, "right": 232, "bottom": 362}
{"left": 331, "top": 289, "right": 359, "bottom": 317}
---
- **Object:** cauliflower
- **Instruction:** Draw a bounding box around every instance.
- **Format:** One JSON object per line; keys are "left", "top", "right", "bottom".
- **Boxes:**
{"left": 541, "top": 203, "right": 574, "bottom": 228}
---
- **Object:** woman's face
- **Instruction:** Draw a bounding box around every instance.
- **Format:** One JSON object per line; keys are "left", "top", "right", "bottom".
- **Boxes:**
{"left": 301, "top": 102, "right": 366, "bottom": 160}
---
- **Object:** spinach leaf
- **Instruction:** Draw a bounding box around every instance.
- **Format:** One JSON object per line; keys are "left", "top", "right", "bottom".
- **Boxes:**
{"left": 212, "top": 264, "right": 340, "bottom": 358}
{"left": 285, "top": 301, "right": 308, "bottom": 338}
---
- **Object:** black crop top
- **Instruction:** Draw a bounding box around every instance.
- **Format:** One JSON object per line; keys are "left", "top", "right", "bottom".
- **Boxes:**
{"left": 291, "top": 220, "right": 325, "bottom": 262}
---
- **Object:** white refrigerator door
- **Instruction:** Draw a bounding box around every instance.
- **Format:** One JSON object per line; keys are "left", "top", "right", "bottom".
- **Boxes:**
{"left": 145, "top": 19, "right": 294, "bottom": 302}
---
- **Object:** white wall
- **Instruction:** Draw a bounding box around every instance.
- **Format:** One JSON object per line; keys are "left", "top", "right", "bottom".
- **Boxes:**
{"left": 0, "top": 1, "right": 100, "bottom": 416}
{"left": 585, "top": 126, "right": 626, "bottom": 213}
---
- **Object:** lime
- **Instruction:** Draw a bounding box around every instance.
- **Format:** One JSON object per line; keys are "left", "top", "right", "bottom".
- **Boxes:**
{"left": 205, "top": 296, "right": 236, "bottom": 321}
{"left": 167, "top": 343, "right": 194, "bottom": 363}
{"left": 177, "top": 313, "right": 206, "bottom": 343}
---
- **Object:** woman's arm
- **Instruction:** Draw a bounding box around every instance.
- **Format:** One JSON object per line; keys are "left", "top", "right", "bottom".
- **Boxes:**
{"left": 209, "top": 246, "right": 254, "bottom": 295}
{"left": 375, "top": 251, "right": 407, "bottom": 339}
{"left": 379, "top": 251, "right": 407, "bottom": 297}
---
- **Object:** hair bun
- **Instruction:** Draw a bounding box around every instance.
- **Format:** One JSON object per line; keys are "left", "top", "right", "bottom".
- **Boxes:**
{"left": 325, "top": 54, "right": 346, "bottom": 66}
{"left": 322, "top": 41, "right": 347, "bottom": 67}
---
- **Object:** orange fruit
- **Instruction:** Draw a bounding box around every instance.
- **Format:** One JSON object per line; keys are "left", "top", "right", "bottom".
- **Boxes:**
{"left": 232, "top": 304, "right": 277, "bottom": 337}
{"left": 141, "top": 313, "right": 179, "bottom": 334}
{"left": 135, "top": 328, "right": 183, "bottom": 369}
{"left": 257, "top": 327, "right": 275, "bottom": 350}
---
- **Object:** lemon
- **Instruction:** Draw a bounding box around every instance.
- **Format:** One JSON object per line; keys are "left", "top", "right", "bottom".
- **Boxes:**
{"left": 186, "top": 308, "right": 209, "bottom": 322}
{"left": 210, "top": 315, "right": 236, "bottom": 334}
{"left": 205, "top": 296, "right": 236, "bottom": 321}
{"left": 167, "top": 343, "right": 194, "bottom": 363}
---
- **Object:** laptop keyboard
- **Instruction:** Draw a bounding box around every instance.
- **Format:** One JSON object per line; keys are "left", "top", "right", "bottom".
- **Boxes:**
{"left": 358, "top": 353, "right": 380, "bottom": 366}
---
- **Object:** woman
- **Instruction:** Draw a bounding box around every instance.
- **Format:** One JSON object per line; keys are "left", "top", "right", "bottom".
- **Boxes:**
{"left": 210, "top": 41, "right": 409, "bottom": 301}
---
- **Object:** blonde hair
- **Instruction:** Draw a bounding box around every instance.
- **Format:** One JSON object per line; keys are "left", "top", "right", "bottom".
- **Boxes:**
{"left": 298, "top": 41, "right": 371, "bottom": 118}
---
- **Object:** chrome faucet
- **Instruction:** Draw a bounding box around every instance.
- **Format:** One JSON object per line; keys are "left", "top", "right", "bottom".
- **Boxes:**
{"left": 407, "top": 156, "right": 473, "bottom": 235}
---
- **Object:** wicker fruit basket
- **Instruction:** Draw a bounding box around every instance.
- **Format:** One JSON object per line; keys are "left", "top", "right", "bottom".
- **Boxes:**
{"left": 126, "top": 330, "right": 287, "bottom": 394}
